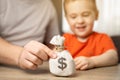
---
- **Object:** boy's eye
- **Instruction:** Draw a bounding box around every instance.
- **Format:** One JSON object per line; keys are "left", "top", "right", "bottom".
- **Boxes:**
{"left": 82, "top": 12, "right": 90, "bottom": 17}
{"left": 70, "top": 15, "right": 77, "bottom": 19}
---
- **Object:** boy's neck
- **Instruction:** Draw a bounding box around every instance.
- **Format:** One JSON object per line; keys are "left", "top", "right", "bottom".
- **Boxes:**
{"left": 77, "top": 37, "right": 88, "bottom": 43}
{"left": 77, "top": 32, "right": 94, "bottom": 42}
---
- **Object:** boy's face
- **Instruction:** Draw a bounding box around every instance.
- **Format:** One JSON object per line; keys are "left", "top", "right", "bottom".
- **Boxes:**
{"left": 65, "top": 0, "right": 98, "bottom": 38}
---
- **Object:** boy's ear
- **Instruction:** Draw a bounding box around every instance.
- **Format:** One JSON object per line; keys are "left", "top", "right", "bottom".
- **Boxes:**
{"left": 95, "top": 10, "right": 99, "bottom": 20}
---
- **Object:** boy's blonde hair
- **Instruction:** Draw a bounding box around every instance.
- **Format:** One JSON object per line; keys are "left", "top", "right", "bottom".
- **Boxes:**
{"left": 64, "top": 0, "right": 98, "bottom": 15}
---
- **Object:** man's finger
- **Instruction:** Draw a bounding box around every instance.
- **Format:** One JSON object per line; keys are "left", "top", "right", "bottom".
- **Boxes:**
{"left": 24, "top": 41, "right": 57, "bottom": 59}
{"left": 42, "top": 44, "right": 57, "bottom": 59}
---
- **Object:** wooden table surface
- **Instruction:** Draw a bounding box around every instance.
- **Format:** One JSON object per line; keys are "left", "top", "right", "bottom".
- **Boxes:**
{"left": 0, "top": 62, "right": 120, "bottom": 80}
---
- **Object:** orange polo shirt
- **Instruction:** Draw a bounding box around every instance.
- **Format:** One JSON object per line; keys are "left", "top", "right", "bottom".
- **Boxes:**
{"left": 63, "top": 32, "right": 116, "bottom": 58}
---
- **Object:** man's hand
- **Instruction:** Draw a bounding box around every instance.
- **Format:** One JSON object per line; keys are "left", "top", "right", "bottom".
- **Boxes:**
{"left": 18, "top": 41, "right": 57, "bottom": 70}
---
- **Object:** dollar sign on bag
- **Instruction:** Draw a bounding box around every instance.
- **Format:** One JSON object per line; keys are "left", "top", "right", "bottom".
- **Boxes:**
{"left": 58, "top": 57, "right": 67, "bottom": 70}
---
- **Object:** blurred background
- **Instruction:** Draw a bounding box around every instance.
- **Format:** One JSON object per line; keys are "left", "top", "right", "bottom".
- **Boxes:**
{"left": 52, "top": 0, "right": 62, "bottom": 33}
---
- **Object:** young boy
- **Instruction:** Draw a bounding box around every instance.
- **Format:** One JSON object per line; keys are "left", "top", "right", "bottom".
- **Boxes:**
{"left": 63, "top": 0, "right": 118, "bottom": 70}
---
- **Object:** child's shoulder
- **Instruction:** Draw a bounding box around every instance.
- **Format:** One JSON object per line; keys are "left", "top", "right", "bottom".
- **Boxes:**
{"left": 93, "top": 32, "right": 111, "bottom": 40}
{"left": 93, "top": 32, "right": 109, "bottom": 37}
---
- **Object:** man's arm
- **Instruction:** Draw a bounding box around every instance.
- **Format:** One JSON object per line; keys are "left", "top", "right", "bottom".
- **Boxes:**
{"left": 0, "top": 37, "right": 23, "bottom": 66}
{"left": 0, "top": 38, "right": 57, "bottom": 70}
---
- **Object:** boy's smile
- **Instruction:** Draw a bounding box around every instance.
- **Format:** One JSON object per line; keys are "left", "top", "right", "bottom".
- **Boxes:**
{"left": 75, "top": 24, "right": 86, "bottom": 32}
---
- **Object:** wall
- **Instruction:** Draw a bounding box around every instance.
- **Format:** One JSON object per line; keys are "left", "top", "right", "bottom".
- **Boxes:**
{"left": 94, "top": 0, "right": 120, "bottom": 36}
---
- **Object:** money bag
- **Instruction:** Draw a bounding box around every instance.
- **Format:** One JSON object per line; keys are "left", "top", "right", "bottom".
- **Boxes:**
{"left": 49, "top": 35, "right": 76, "bottom": 76}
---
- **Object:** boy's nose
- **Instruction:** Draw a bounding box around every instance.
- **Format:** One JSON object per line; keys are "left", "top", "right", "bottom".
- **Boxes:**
{"left": 76, "top": 17, "right": 84, "bottom": 24}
